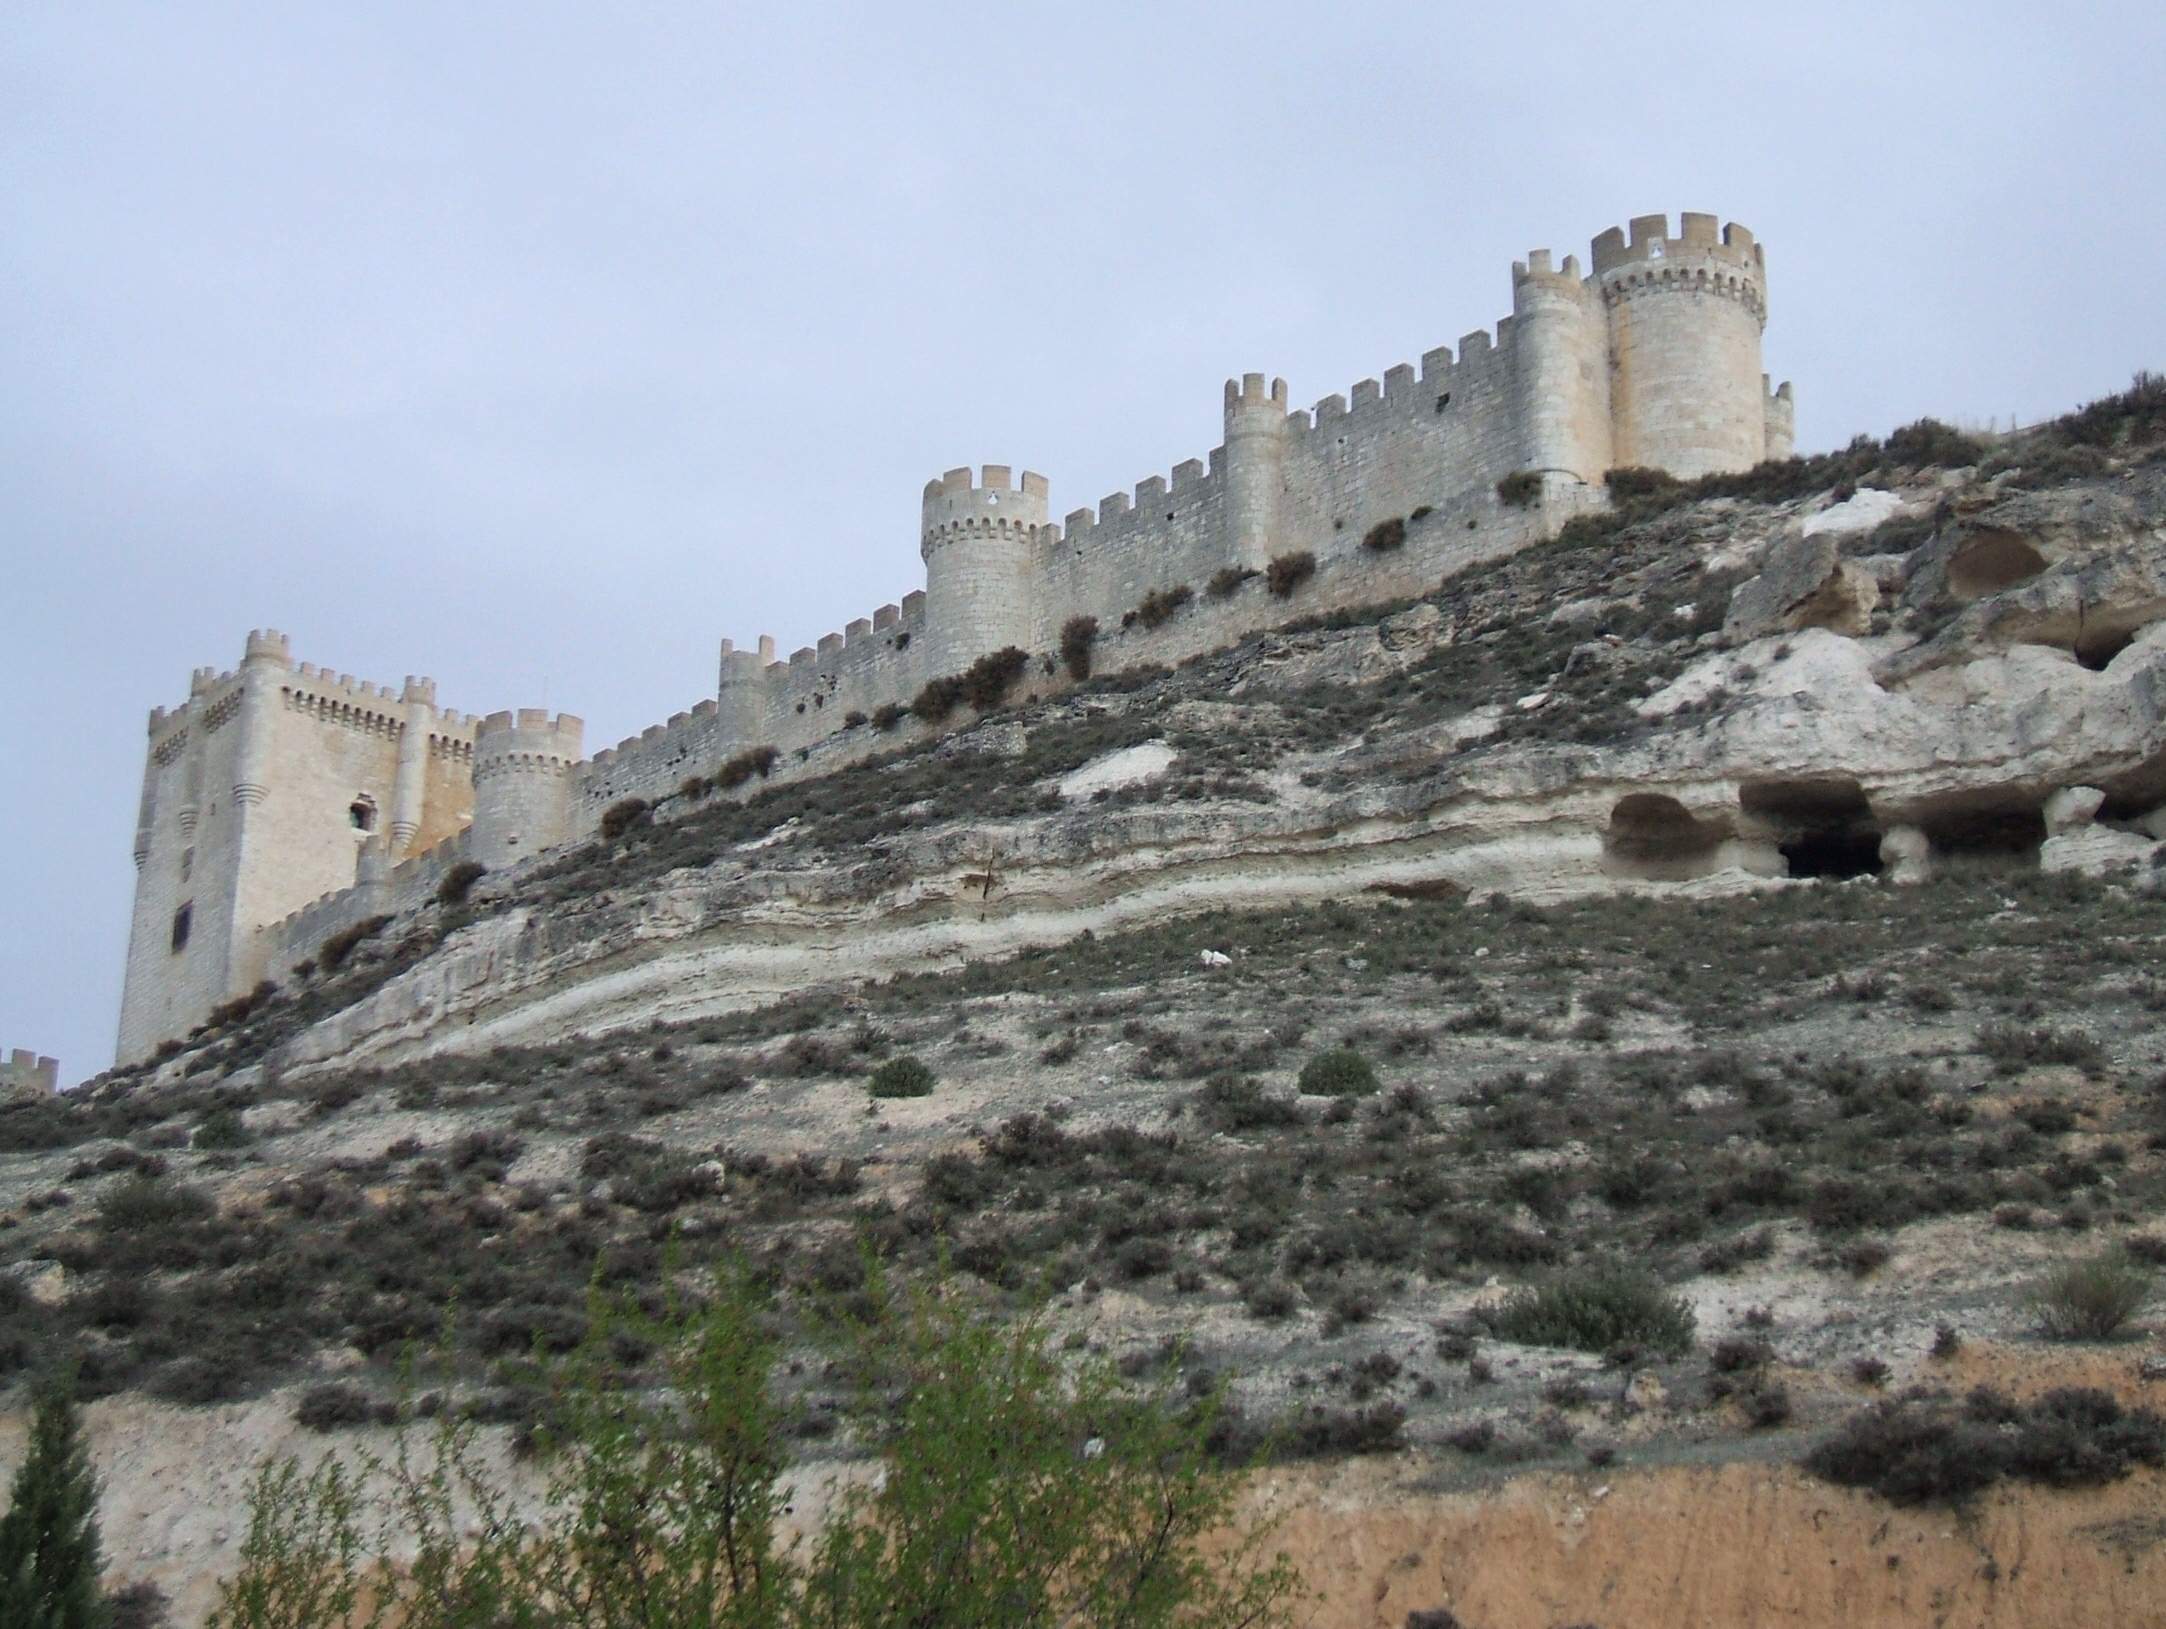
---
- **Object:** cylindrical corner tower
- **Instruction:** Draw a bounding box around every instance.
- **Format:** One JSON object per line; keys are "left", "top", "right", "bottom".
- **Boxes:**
{"left": 715, "top": 636, "right": 776, "bottom": 753}
{"left": 1509, "top": 253, "right": 1612, "bottom": 491}
{"left": 469, "top": 709, "right": 584, "bottom": 869}
{"left": 918, "top": 465, "right": 1048, "bottom": 677}
{"left": 1594, "top": 212, "right": 1774, "bottom": 478}
{"left": 1222, "top": 374, "right": 1289, "bottom": 570}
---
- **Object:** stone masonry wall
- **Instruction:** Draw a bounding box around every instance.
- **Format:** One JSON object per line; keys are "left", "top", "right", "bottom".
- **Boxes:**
{"left": 118, "top": 213, "right": 1791, "bottom": 1063}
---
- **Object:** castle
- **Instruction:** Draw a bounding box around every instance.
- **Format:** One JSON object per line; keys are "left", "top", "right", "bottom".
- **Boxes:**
{"left": 115, "top": 211, "right": 1792, "bottom": 1064}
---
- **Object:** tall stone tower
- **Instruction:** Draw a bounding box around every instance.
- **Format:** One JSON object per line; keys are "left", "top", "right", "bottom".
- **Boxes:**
{"left": 1222, "top": 374, "right": 1291, "bottom": 570}
{"left": 1509, "top": 251, "right": 1613, "bottom": 493}
{"left": 468, "top": 710, "right": 584, "bottom": 868}
{"left": 918, "top": 465, "right": 1048, "bottom": 677}
{"left": 117, "top": 631, "right": 480, "bottom": 1063}
{"left": 1594, "top": 213, "right": 1774, "bottom": 478}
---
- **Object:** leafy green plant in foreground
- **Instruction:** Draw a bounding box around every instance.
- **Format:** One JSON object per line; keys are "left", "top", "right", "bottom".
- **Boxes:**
{"left": 209, "top": 1267, "right": 1302, "bottom": 1629}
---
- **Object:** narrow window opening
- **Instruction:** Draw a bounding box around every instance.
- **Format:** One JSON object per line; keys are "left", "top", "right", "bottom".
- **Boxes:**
{"left": 170, "top": 903, "right": 192, "bottom": 952}
{"left": 349, "top": 798, "right": 376, "bottom": 831}
{"left": 1434, "top": 393, "right": 1452, "bottom": 413}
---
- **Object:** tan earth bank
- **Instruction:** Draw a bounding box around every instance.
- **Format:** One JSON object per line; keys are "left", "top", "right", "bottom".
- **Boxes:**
{"left": 7, "top": 417, "right": 2166, "bottom": 1625}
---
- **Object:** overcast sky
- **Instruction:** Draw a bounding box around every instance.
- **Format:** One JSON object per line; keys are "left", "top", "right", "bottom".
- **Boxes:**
{"left": 5, "top": 3, "right": 2162, "bottom": 1083}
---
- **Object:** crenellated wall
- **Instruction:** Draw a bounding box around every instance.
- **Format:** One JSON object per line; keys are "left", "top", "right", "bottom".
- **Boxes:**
{"left": 1, "top": 1048, "right": 60, "bottom": 1099}
{"left": 117, "top": 212, "right": 1794, "bottom": 1063}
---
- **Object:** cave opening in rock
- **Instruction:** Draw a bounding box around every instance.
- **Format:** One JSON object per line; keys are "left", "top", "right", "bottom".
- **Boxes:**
{"left": 1946, "top": 529, "right": 2046, "bottom": 601}
{"left": 1740, "top": 778, "right": 1883, "bottom": 880}
{"left": 1603, "top": 793, "right": 1723, "bottom": 879}
{"left": 1922, "top": 804, "right": 2047, "bottom": 859}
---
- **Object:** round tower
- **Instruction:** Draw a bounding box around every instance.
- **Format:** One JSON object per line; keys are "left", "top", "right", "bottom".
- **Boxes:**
{"left": 469, "top": 709, "right": 584, "bottom": 869}
{"left": 1508, "top": 252, "right": 1612, "bottom": 492}
{"left": 1593, "top": 212, "right": 1775, "bottom": 479}
{"left": 1222, "top": 374, "right": 1289, "bottom": 570}
{"left": 918, "top": 465, "right": 1048, "bottom": 677}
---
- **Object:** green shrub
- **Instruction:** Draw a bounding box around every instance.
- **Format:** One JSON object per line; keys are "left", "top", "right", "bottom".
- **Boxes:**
{"left": 1805, "top": 1386, "right": 2166, "bottom": 1506}
{"left": 1489, "top": 1263, "right": 1696, "bottom": 1356}
{"left": 191, "top": 1108, "right": 251, "bottom": 1151}
{"left": 98, "top": 1177, "right": 213, "bottom": 1233}
{"left": 869, "top": 1056, "right": 937, "bottom": 1099}
{"left": 1495, "top": 470, "right": 1542, "bottom": 508}
{"left": 598, "top": 798, "right": 651, "bottom": 840}
{"left": 872, "top": 702, "right": 909, "bottom": 731}
{"left": 2027, "top": 1246, "right": 2153, "bottom": 1340}
{"left": 1359, "top": 517, "right": 1406, "bottom": 552}
{"left": 435, "top": 861, "right": 486, "bottom": 907}
{"left": 1297, "top": 1049, "right": 1378, "bottom": 1097}
{"left": 1265, "top": 551, "right": 1315, "bottom": 598}
{"left": 0, "top": 1372, "right": 107, "bottom": 1628}
{"left": 1059, "top": 616, "right": 1099, "bottom": 682}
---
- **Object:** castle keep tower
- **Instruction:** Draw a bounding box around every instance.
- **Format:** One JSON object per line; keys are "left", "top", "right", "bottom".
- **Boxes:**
{"left": 1594, "top": 213, "right": 1772, "bottom": 478}
{"left": 469, "top": 710, "right": 583, "bottom": 868}
{"left": 117, "top": 631, "right": 482, "bottom": 1063}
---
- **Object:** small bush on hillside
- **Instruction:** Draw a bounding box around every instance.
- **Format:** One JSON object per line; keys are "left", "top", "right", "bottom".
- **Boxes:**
{"left": 1603, "top": 465, "right": 1678, "bottom": 502}
{"left": 598, "top": 798, "right": 651, "bottom": 841}
{"left": 1495, "top": 470, "right": 1542, "bottom": 508}
{"left": 715, "top": 745, "right": 780, "bottom": 789}
{"left": 1360, "top": 517, "right": 1406, "bottom": 552}
{"left": 871, "top": 702, "right": 909, "bottom": 731}
{"left": 1132, "top": 584, "right": 1195, "bottom": 630}
{"left": 1882, "top": 417, "right": 1985, "bottom": 470}
{"left": 1805, "top": 1386, "right": 2166, "bottom": 1506}
{"left": 191, "top": 1109, "right": 251, "bottom": 1151}
{"left": 1265, "top": 551, "right": 1315, "bottom": 598}
{"left": 869, "top": 1056, "right": 937, "bottom": 1099}
{"left": 1059, "top": 615, "right": 1099, "bottom": 681}
{"left": 1297, "top": 1050, "right": 1378, "bottom": 1097}
{"left": 1488, "top": 1263, "right": 1695, "bottom": 1357}
{"left": 317, "top": 916, "right": 392, "bottom": 975}
{"left": 98, "top": 1177, "right": 213, "bottom": 1233}
{"left": 1206, "top": 566, "right": 1257, "bottom": 598}
{"left": 435, "top": 861, "right": 486, "bottom": 906}
{"left": 2027, "top": 1246, "right": 2154, "bottom": 1340}
{"left": 914, "top": 648, "right": 1030, "bottom": 722}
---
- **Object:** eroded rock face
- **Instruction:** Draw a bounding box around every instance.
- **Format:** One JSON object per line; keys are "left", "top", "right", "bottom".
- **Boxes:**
{"left": 1724, "top": 532, "right": 1880, "bottom": 641}
{"left": 94, "top": 453, "right": 2166, "bottom": 1084}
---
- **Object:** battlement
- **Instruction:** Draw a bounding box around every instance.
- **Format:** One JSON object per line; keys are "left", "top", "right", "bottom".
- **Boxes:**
{"left": 244, "top": 627, "right": 292, "bottom": 666}
{"left": 1591, "top": 211, "right": 1763, "bottom": 280}
{"left": 474, "top": 708, "right": 584, "bottom": 773}
{"left": 921, "top": 465, "right": 1053, "bottom": 538}
{"left": 1223, "top": 373, "right": 1290, "bottom": 415}
{"left": 119, "top": 208, "right": 1795, "bottom": 1065}
{"left": 1510, "top": 248, "right": 1591, "bottom": 291}
{"left": 1, "top": 1048, "right": 59, "bottom": 1097}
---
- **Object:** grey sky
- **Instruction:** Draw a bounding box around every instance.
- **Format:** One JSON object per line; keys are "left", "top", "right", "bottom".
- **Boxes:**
{"left": 5, "top": 2, "right": 2162, "bottom": 1083}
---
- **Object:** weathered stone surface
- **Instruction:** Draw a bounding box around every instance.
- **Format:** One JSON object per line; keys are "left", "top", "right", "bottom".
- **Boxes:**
{"left": 1724, "top": 532, "right": 1880, "bottom": 641}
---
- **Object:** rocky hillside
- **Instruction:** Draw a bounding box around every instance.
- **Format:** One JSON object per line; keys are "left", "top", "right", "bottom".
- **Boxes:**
{"left": 7, "top": 379, "right": 2166, "bottom": 1626}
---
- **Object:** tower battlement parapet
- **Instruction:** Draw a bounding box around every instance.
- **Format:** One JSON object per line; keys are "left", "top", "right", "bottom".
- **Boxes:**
{"left": 1590, "top": 211, "right": 1762, "bottom": 278}
{"left": 472, "top": 709, "right": 584, "bottom": 777}
{"left": 920, "top": 465, "right": 1053, "bottom": 549}
{"left": 2, "top": 1048, "right": 59, "bottom": 1098}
